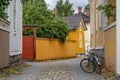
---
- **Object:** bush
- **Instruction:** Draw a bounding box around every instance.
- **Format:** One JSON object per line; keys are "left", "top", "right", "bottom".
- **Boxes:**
{"left": 37, "top": 17, "right": 70, "bottom": 42}
{"left": 0, "top": 0, "right": 11, "bottom": 19}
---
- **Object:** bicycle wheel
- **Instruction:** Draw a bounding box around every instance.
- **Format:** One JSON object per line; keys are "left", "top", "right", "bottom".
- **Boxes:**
{"left": 95, "top": 64, "right": 101, "bottom": 74}
{"left": 80, "top": 58, "right": 95, "bottom": 73}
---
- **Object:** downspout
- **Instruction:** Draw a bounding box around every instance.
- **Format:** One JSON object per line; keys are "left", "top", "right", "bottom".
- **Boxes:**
{"left": 116, "top": 0, "right": 120, "bottom": 74}
{"left": 94, "top": 0, "right": 96, "bottom": 48}
{"left": 13, "top": 0, "right": 16, "bottom": 36}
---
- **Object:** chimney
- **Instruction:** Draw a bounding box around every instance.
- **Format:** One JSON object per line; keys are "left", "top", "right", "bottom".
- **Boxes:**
{"left": 53, "top": 8, "right": 57, "bottom": 15}
{"left": 78, "top": 6, "right": 82, "bottom": 13}
{"left": 85, "top": 9, "right": 90, "bottom": 16}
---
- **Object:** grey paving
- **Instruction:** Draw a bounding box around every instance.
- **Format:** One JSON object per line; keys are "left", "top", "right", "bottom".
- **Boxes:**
{"left": 69, "top": 58, "right": 105, "bottom": 80}
{"left": 0, "top": 57, "right": 105, "bottom": 80}
{"left": 0, "top": 62, "right": 45, "bottom": 80}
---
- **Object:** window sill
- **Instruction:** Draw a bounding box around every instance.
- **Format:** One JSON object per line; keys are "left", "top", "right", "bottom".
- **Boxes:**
{"left": 104, "top": 21, "right": 116, "bottom": 31}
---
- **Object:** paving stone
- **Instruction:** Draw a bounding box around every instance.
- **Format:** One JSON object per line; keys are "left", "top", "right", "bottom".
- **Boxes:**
{"left": 30, "top": 63, "right": 74, "bottom": 80}
{"left": 0, "top": 57, "right": 105, "bottom": 80}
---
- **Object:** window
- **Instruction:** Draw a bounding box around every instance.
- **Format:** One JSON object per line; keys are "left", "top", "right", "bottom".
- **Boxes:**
{"left": 90, "top": 1, "right": 95, "bottom": 35}
{"left": 99, "top": 0, "right": 103, "bottom": 28}
{"left": 96, "top": 1, "right": 99, "bottom": 31}
{"left": 103, "top": 0, "right": 108, "bottom": 27}
{"left": 79, "top": 34, "right": 82, "bottom": 48}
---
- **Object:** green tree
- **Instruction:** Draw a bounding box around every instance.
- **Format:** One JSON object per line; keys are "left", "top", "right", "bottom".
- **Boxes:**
{"left": 23, "top": 0, "right": 70, "bottom": 41}
{"left": 56, "top": 0, "right": 74, "bottom": 17}
{"left": 84, "top": 4, "right": 90, "bottom": 12}
{"left": 38, "top": 17, "right": 70, "bottom": 41}
{"left": 0, "top": 0, "right": 11, "bottom": 19}
{"left": 22, "top": 0, "right": 30, "bottom": 3}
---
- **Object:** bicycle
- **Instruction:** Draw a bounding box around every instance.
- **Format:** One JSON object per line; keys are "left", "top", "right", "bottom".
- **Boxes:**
{"left": 80, "top": 50, "right": 101, "bottom": 74}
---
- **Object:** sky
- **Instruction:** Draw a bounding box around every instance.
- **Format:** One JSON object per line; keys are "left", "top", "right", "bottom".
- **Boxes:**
{"left": 45, "top": 0, "right": 89, "bottom": 13}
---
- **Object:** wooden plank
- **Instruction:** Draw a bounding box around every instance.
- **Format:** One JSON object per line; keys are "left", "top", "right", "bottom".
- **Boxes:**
{"left": 36, "top": 38, "right": 76, "bottom": 61}
{"left": 22, "top": 36, "right": 34, "bottom": 59}
{"left": 104, "top": 26, "right": 116, "bottom": 72}
{"left": 0, "top": 30, "right": 9, "bottom": 68}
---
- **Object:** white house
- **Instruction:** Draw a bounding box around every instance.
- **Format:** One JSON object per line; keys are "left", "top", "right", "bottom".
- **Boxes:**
{"left": 84, "top": 23, "right": 90, "bottom": 52}
{"left": 7, "top": 0, "right": 22, "bottom": 65}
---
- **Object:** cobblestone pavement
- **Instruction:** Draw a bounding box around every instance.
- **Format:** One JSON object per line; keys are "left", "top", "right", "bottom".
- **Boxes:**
{"left": 28, "top": 63, "right": 74, "bottom": 80}
{"left": 0, "top": 57, "right": 105, "bottom": 80}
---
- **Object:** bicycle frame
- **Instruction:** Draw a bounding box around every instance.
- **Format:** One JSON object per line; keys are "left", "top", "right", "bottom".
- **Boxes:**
{"left": 88, "top": 56, "right": 101, "bottom": 67}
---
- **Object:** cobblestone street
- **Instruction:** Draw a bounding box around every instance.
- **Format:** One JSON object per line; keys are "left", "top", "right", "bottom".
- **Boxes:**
{"left": 29, "top": 63, "right": 74, "bottom": 80}
{"left": 0, "top": 57, "right": 105, "bottom": 80}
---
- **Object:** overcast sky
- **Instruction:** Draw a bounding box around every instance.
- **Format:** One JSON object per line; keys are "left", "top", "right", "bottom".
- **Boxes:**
{"left": 45, "top": 0, "right": 89, "bottom": 13}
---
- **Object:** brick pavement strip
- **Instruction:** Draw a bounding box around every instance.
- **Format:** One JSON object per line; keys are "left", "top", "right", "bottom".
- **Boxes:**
{"left": 28, "top": 63, "right": 75, "bottom": 80}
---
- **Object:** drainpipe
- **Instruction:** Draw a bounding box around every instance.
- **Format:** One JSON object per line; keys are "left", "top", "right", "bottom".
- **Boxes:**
{"left": 94, "top": 0, "right": 96, "bottom": 48}
{"left": 116, "top": 0, "right": 120, "bottom": 74}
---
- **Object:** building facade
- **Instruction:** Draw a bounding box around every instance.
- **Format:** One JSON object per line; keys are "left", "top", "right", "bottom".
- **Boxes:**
{"left": 90, "top": 0, "right": 120, "bottom": 74}
{"left": 64, "top": 7, "right": 90, "bottom": 54}
{"left": 7, "top": 0, "right": 22, "bottom": 65}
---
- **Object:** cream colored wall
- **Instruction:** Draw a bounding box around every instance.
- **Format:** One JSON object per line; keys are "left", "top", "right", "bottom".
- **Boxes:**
{"left": 104, "top": 0, "right": 116, "bottom": 73}
{"left": 85, "top": 23, "right": 90, "bottom": 51}
{"left": 85, "top": 24, "right": 90, "bottom": 43}
{"left": 95, "top": 27, "right": 104, "bottom": 47}
{"left": 95, "top": 0, "right": 104, "bottom": 48}
{"left": 90, "top": 0, "right": 117, "bottom": 73}
{"left": 104, "top": 26, "right": 116, "bottom": 72}
{"left": 90, "top": 0, "right": 104, "bottom": 49}
{"left": 90, "top": 0, "right": 96, "bottom": 48}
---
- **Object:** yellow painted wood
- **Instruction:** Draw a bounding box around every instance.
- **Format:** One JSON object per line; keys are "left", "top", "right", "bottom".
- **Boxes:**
{"left": 95, "top": 27, "right": 104, "bottom": 46}
{"left": 104, "top": 26, "right": 116, "bottom": 72}
{"left": 68, "top": 26, "right": 85, "bottom": 53}
{"left": 36, "top": 38, "right": 76, "bottom": 60}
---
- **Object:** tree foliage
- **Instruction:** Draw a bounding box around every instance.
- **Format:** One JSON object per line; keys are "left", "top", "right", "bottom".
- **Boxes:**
{"left": 0, "top": 0, "right": 11, "bottom": 19}
{"left": 97, "top": 4, "right": 116, "bottom": 20}
{"left": 23, "top": 0, "right": 70, "bottom": 42}
{"left": 22, "top": 0, "right": 30, "bottom": 3}
{"left": 56, "top": 0, "right": 74, "bottom": 17}
{"left": 37, "top": 17, "right": 70, "bottom": 41}
{"left": 84, "top": 4, "right": 90, "bottom": 12}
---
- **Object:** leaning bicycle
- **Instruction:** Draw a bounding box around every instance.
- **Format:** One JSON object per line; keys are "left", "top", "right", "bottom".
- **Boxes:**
{"left": 80, "top": 51, "right": 101, "bottom": 74}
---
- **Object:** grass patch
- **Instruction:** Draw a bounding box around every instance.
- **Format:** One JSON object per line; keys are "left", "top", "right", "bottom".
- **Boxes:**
{"left": 0, "top": 63, "right": 30, "bottom": 78}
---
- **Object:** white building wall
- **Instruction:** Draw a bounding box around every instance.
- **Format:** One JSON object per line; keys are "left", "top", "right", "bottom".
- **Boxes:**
{"left": 8, "top": 0, "right": 22, "bottom": 56}
{"left": 85, "top": 24, "right": 90, "bottom": 52}
{"left": 116, "top": 0, "right": 120, "bottom": 74}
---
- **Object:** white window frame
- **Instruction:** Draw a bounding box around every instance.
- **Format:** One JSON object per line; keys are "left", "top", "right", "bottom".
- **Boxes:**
{"left": 79, "top": 34, "right": 82, "bottom": 48}
{"left": 90, "top": 0, "right": 94, "bottom": 35}
{"left": 96, "top": 0, "right": 99, "bottom": 31}
{"left": 103, "top": 0, "right": 108, "bottom": 28}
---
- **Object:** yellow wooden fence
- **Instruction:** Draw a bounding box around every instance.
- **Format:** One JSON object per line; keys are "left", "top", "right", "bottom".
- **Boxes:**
{"left": 36, "top": 38, "right": 76, "bottom": 60}
{"left": 104, "top": 26, "right": 116, "bottom": 72}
